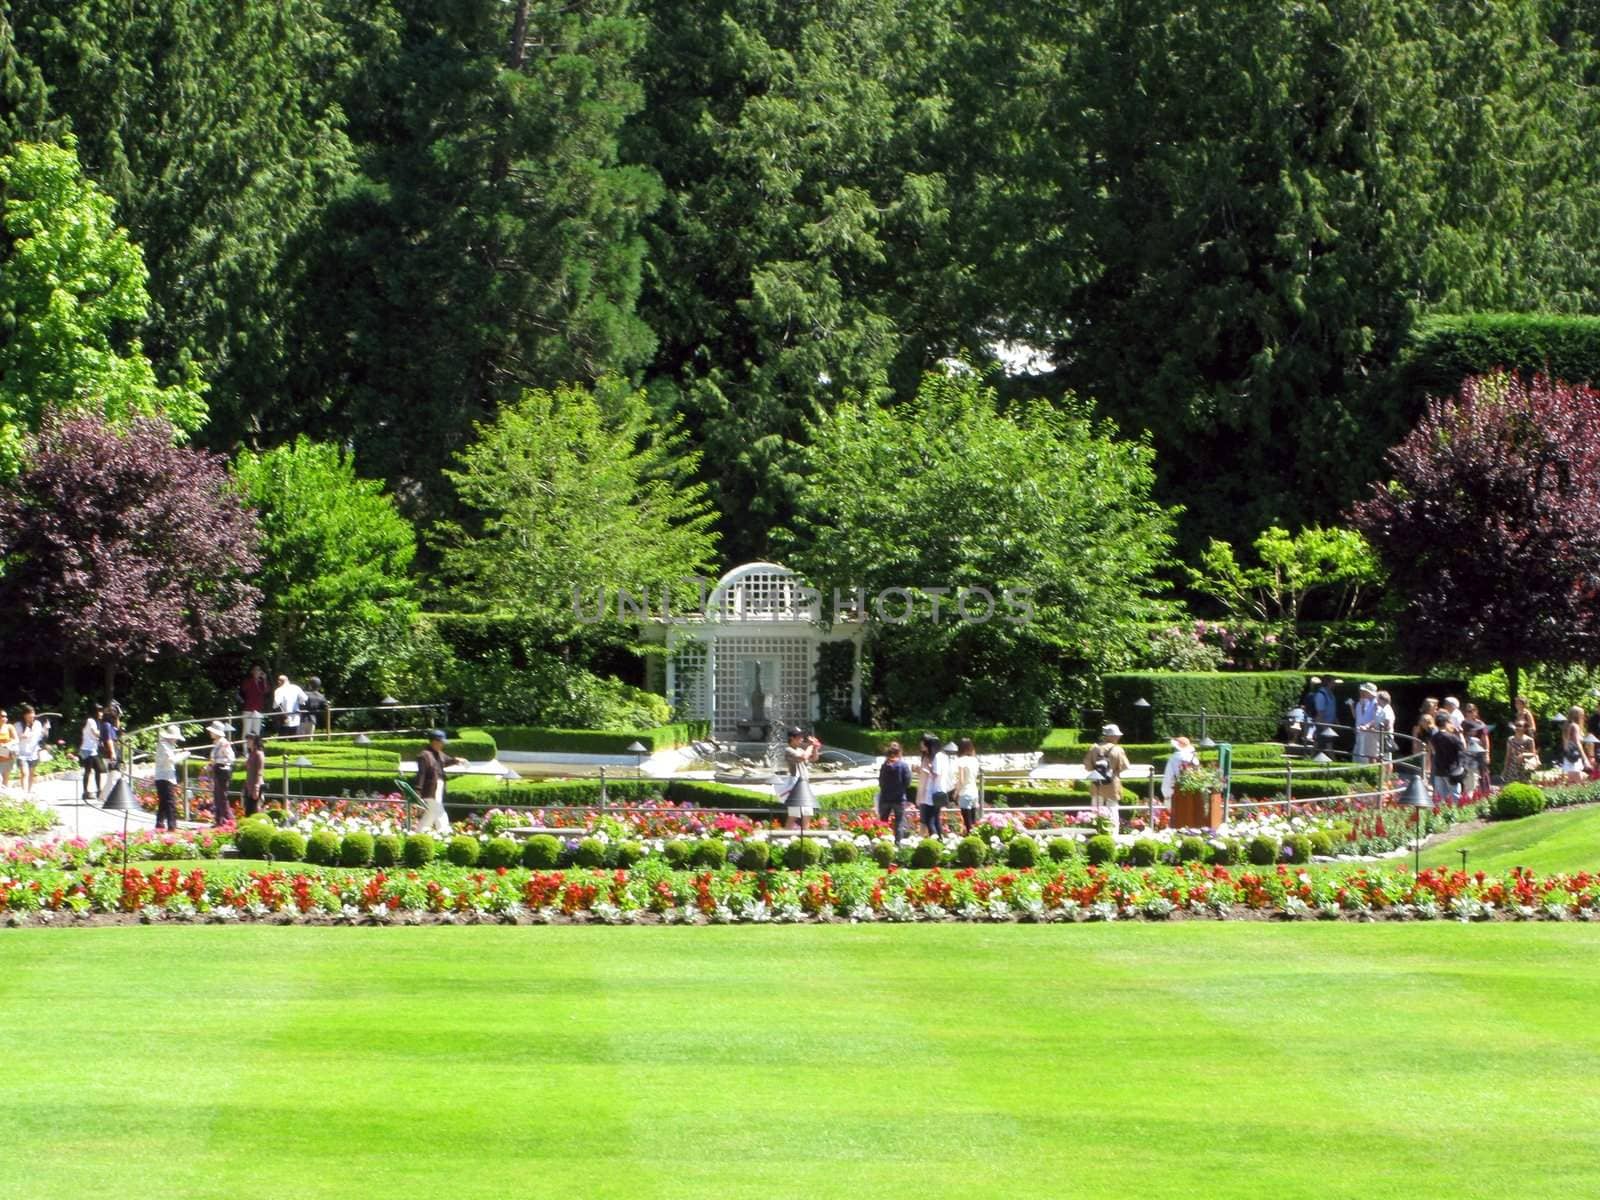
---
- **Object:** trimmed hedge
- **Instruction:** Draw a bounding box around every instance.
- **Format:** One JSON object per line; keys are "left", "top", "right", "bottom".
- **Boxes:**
{"left": 1395, "top": 314, "right": 1600, "bottom": 410}
{"left": 484, "top": 723, "right": 709, "bottom": 754}
{"left": 1103, "top": 673, "right": 1306, "bottom": 742}
{"left": 814, "top": 721, "right": 1048, "bottom": 755}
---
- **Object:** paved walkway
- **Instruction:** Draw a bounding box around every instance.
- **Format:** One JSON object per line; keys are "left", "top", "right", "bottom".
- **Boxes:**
{"left": 5, "top": 768, "right": 165, "bottom": 840}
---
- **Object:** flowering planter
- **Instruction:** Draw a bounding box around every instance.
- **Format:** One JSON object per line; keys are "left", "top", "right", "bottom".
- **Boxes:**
{"left": 1171, "top": 790, "right": 1223, "bottom": 831}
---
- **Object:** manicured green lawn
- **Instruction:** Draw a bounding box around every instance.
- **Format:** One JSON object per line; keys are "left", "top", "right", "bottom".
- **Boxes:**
{"left": 1420, "top": 804, "right": 1600, "bottom": 874}
{"left": 2, "top": 926, "right": 1599, "bottom": 1199}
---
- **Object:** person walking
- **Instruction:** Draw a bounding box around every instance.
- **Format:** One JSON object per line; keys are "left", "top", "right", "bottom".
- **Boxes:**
{"left": 153, "top": 725, "right": 189, "bottom": 832}
{"left": 1307, "top": 676, "right": 1338, "bottom": 734}
{"left": 242, "top": 734, "right": 267, "bottom": 817}
{"left": 14, "top": 706, "right": 48, "bottom": 795}
{"left": 1512, "top": 695, "right": 1537, "bottom": 742}
{"left": 780, "top": 726, "right": 821, "bottom": 830}
{"left": 1502, "top": 719, "right": 1539, "bottom": 784}
{"left": 875, "top": 741, "right": 912, "bottom": 844}
{"left": 0, "top": 708, "right": 15, "bottom": 790}
{"left": 414, "top": 729, "right": 463, "bottom": 834}
{"left": 1560, "top": 706, "right": 1591, "bottom": 781}
{"left": 78, "top": 703, "right": 105, "bottom": 801}
{"left": 206, "top": 721, "right": 236, "bottom": 825}
{"left": 1083, "top": 724, "right": 1130, "bottom": 825}
{"left": 273, "top": 674, "right": 306, "bottom": 737}
{"left": 1353, "top": 683, "right": 1381, "bottom": 763}
{"left": 1461, "top": 704, "right": 1491, "bottom": 795}
{"left": 239, "top": 664, "right": 270, "bottom": 737}
{"left": 299, "top": 677, "right": 329, "bottom": 738}
{"left": 953, "top": 737, "right": 981, "bottom": 834}
{"left": 1161, "top": 736, "right": 1199, "bottom": 803}
{"left": 1428, "top": 717, "right": 1465, "bottom": 802}
{"left": 916, "top": 733, "right": 954, "bottom": 838}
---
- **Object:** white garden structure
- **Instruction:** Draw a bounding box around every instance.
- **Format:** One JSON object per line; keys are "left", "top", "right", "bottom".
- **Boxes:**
{"left": 650, "top": 563, "right": 866, "bottom": 740}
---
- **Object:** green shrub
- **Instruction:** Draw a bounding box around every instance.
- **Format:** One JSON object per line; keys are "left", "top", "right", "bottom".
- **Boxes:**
{"left": 1492, "top": 782, "right": 1546, "bottom": 820}
{"left": 482, "top": 836, "right": 520, "bottom": 869}
{"left": 446, "top": 835, "right": 480, "bottom": 867}
{"left": 1284, "top": 834, "right": 1316, "bottom": 865}
{"left": 573, "top": 837, "right": 608, "bottom": 868}
{"left": 830, "top": 839, "right": 859, "bottom": 864}
{"left": 813, "top": 721, "right": 1048, "bottom": 755}
{"left": 783, "top": 837, "right": 824, "bottom": 870}
{"left": 1209, "top": 838, "right": 1242, "bottom": 866}
{"left": 232, "top": 820, "right": 274, "bottom": 860}
{"left": 738, "top": 840, "right": 771, "bottom": 870}
{"left": 373, "top": 834, "right": 403, "bottom": 867}
{"left": 870, "top": 840, "right": 895, "bottom": 867}
{"left": 1047, "top": 838, "right": 1077, "bottom": 862}
{"left": 911, "top": 838, "right": 944, "bottom": 869}
{"left": 1309, "top": 830, "right": 1335, "bottom": 856}
{"left": 663, "top": 840, "right": 694, "bottom": 870}
{"left": 403, "top": 834, "right": 437, "bottom": 867}
{"left": 304, "top": 830, "right": 341, "bottom": 865}
{"left": 521, "top": 834, "right": 560, "bottom": 870}
{"left": 955, "top": 836, "right": 988, "bottom": 868}
{"left": 1178, "top": 835, "right": 1207, "bottom": 863}
{"left": 690, "top": 839, "right": 727, "bottom": 869}
{"left": 1006, "top": 839, "right": 1038, "bottom": 868}
{"left": 613, "top": 840, "right": 646, "bottom": 869}
{"left": 1128, "top": 838, "right": 1159, "bottom": 866}
{"left": 268, "top": 830, "right": 306, "bottom": 862}
{"left": 260, "top": 806, "right": 291, "bottom": 826}
{"left": 1085, "top": 834, "right": 1116, "bottom": 865}
{"left": 1246, "top": 835, "right": 1281, "bottom": 866}
{"left": 340, "top": 832, "right": 376, "bottom": 868}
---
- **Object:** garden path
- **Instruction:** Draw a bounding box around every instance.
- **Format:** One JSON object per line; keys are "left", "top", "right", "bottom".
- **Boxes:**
{"left": 12, "top": 768, "right": 163, "bottom": 840}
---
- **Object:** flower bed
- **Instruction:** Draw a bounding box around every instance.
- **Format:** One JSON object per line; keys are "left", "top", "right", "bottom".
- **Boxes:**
{"left": 1, "top": 860, "right": 1595, "bottom": 925}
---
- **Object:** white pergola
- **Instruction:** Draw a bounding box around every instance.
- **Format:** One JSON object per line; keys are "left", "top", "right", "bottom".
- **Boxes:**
{"left": 654, "top": 562, "right": 864, "bottom": 739}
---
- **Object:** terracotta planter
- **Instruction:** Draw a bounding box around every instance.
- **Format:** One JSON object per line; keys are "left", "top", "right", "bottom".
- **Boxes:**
{"left": 1171, "top": 790, "right": 1223, "bottom": 830}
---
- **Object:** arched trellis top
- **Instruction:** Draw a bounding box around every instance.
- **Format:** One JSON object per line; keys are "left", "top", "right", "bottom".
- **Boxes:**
{"left": 704, "top": 562, "right": 819, "bottom": 623}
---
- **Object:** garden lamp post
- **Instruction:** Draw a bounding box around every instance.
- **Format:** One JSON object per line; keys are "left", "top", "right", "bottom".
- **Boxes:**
{"left": 102, "top": 775, "right": 135, "bottom": 876}
{"left": 627, "top": 741, "right": 647, "bottom": 779}
{"left": 294, "top": 756, "right": 313, "bottom": 809}
{"left": 354, "top": 732, "right": 372, "bottom": 782}
{"left": 380, "top": 696, "right": 399, "bottom": 733}
{"left": 1132, "top": 697, "right": 1150, "bottom": 741}
{"left": 1458, "top": 848, "right": 1469, "bottom": 873}
{"left": 1401, "top": 770, "right": 1432, "bottom": 874}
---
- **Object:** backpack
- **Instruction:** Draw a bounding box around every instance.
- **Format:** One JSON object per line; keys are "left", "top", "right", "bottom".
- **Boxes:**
{"left": 1087, "top": 743, "right": 1114, "bottom": 785}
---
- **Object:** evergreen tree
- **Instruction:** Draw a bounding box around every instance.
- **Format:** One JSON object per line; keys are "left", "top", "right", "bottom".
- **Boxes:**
{"left": 627, "top": 0, "right": 957, "bottom": 560}
{"left": 291, "top": 0, "right": 660, "bottom": 512}
{"left": 9, "top": 0, "right": 355, "bottom": 429}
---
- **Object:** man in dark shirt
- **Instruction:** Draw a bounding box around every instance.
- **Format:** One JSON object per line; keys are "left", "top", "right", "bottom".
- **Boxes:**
{"left": 414, "top": 730, "right": 463, "bottom": 833}
{"left": 1428, "top": 723, "right": 1464, "bottom": 802}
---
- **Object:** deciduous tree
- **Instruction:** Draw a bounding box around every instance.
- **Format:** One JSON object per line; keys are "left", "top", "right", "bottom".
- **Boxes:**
{"left": 232, "top": 437, "right": 417, "bottom": 681}
{"left": 0, "top": 417, "right": 261, "bottom": 699}
{"left": 779, "top": 368, "right": 1178, "bottom": 725}
{"left": 0, "top": 139, "right": 207, "bottom": 477}
{"left": 1351, "top": 372, "right": 1600, "bottom": 700}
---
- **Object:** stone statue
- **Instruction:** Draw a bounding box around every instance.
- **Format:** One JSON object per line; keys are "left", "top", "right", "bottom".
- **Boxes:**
{"left": 749, "top": 662, "right": 768, "bottom": 724}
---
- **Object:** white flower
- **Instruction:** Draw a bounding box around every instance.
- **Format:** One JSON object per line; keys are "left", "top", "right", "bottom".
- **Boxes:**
{"left": 1139, "top": 896, "right": 1175, "bottom": 919}
{"left": 1283, "top": 896, "right": 1310, "bottom": 920}
{"left": 1317, "top": 901, "right": 1342, "bottom": 920}
{"left": 775, "top": 902, "right": 805, "bottom": 924}
{"left": 986, "top": 897, "right": 1012, "bottom": 922}
{"left": 710, "top": 902, "right": 736, "bottom": 924}
{"left": 847, "top": 903, "right": 877, "bottom": 923}
{"left": 1087, "top": 900, "right": 1118, "bottom": 922}
{"left": 956, "top": 901, "right": 984, "bottom": 920}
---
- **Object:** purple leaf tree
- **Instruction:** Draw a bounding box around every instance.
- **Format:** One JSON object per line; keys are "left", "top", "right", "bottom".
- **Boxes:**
{"left": 1350, "top": 372, "right": 1600, "bottom": 701}
{"left": 0, "top": 416, "right": 262, "bottom": 699}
